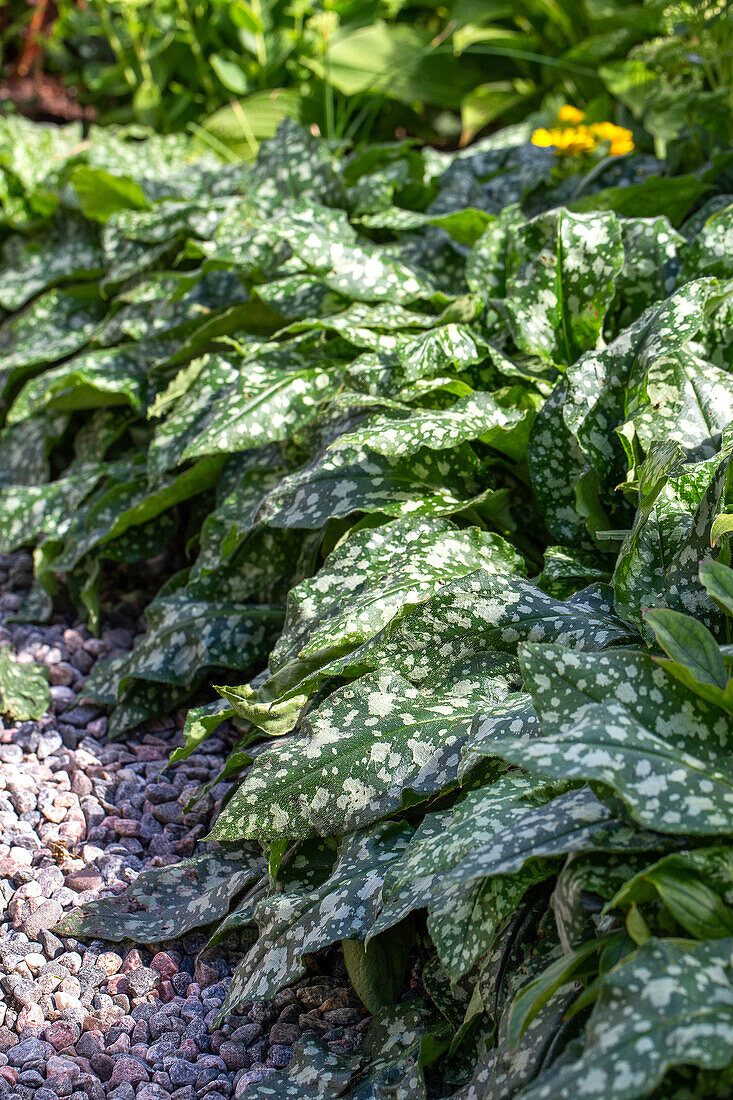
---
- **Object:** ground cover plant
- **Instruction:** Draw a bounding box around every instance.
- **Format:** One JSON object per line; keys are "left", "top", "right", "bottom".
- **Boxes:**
{"left": 2, "top": 107, "right": 733, "bottom": 1097}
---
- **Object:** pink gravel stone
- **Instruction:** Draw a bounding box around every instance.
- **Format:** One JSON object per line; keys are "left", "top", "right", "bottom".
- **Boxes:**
{"left": 107, "top": 1056, "right": 150, "bottom": 1088}
{"left": 45, "top": 1021, "right": 81, "bottom": 1050}
{"left": 150, "top": 951, "right": 178, "bottom": 980}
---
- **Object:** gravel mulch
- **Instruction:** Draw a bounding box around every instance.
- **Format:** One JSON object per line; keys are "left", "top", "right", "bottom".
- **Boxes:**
{"left": 0, "top": 551, "right": 369, "bottom": 1100}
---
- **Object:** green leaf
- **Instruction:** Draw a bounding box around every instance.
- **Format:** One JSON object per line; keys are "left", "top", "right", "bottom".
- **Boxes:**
{"left": 344, "top": 575, "right": 636, "bottom": 690}
{"left": 209, "top": 662, "right": 514, "bottom": 843}
{"left": 256, "top": 516, "right": 523, "bottom": 711}
{"left": 371, "top": 781, "right": 662, "bottom": 980}
{"left": 610, "top": 849, "right": 733, "bottom": 941}
{"left": 0, "top": 215, "right": 102, "bottom": 311}
{"left": 56, "top": 844, "right": 265, "bottom": 943}
{"left": 7, "top": 344, "right": 158, "bottom": 424}
{"left": 569, "top": 176, "right": 709, "bottom": 226}
{"left": 644, "top": 607, "right": 728, "bottom": 689}
{"left": 529, "top": 280, "right": 716, "bottom": 547}
{"left": 0, "top": 649, "right": 50, "bottom": 721}
{"left": 504, "top": 209, "right": 624, "bottom": 366}
{"left": 108, "top": 594, "right": 283, "bottom": 696}
{"left": 614, "top": 441, "right": 732, "bottom": 633}
{"left": 681, "top": 203, "right": 733, "bottom": 279}
{"left": 180, "top": 359, "right": 339, "bottom": 461}
{"left": 270, "top": 202, "right": 438, "bottom": 305}
{"left": 304, "top": 21, "right": 483, "bottom": 108}
{"left": 711, "top": 514, "right": 733, "bottom": 548}
{"left": 199, "top": 90, "right": 302, "bottom": 157}
{"left": 0, "top": 462, "right": 108, "bottom": 552}
{"left": 168, "top": 698, "right": 236, "bottom": 766}
{"left": 508, "top": 936, "right": 611, "bottom": 1050}
{"left": 255, "top": 436, "right": 496, "bottom": 530}
{"left": 341, "top": 925, "right": 412, "bottom": 1015}
{"left": 700, "top": 558, "right": 733, "bottom": 617}
{"left": 488, "top": 644, "right": 733, "bottom": 835}
{"left": 71, "top": 166, "right": 151, "bottom": 223}
{"left": 0, "top": 287, "right": 105, "bottom": 399}
{"left": 332, "top": 392, "right": 532, "bottom": 461}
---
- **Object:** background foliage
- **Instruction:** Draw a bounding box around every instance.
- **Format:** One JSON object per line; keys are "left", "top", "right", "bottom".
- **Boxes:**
{"left": 0, "top": 0, "right": 731, "bottom": 154}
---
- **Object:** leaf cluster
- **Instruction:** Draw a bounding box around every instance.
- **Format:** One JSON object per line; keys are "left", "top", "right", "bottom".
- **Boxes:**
{"left": 3, "top": 115, "right": 733, "bottom": 1098}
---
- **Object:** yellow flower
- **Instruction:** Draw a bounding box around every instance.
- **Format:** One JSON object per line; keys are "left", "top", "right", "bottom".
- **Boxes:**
{"left": 590, "top": 122, "right": 635, "bottom": 155}
{"left": 531, "top": 120, "right": 634, "bottom": 158}
{"left": 532, "top": 125, "right": 596, "bottom": 156}
{"left": 558, "top": 104, "right": 585, "bottom": 124}
{"left": 530, "top": 127, "right": 554, "bottom": 148}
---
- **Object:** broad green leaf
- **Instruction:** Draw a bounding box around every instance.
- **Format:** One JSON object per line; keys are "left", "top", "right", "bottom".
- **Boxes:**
{"left": 218, "top": 682, "right": 308, "bottom": 737}
{"left": 700, "top": 558, "right": 733, "bottom": 616}
{"left": 537, "top": 545, "right": 611, "bottom": 600}
{"left": 645, "top": 607, "right": 728, "bottom": 689}
{"left": 529, "top": 281, "right": 715, "bottom": 546}
{"left": 0, "top": 649, "right": 51, "bottom": 721}
{"left": 199, "top": 89, "right": 302, "bottom": 159}
{"left": 71, "top": 165, "right": 151, "bottom": 223}
{"left": 271, "top": 202, "right": 438, "bottom": 305}
{"left": 569, "top": 174, "right": 709, "bottom": 226}
{"left": 181, "top": 360, "right": 338, "bottom": 461}
{"left": 0, "top": 462, "right": 109, "bottom": 552}
{"left": 609, "top": 848, "right": 733, "bottom": 940}
{"left": 210, "top": 662, "right": 514, "bottom": 842}
{"left": 0, "top": 412, "right": 66, "bottom": 488}
{"left": 304, "top": 20, "right": 483, "bottom": 107}
{"left": 7, "top": 344, "right": 158, "bottom": 424}
{"left": 508, "top": 935, "right": 612, "bottom": 1050}
{"left": 98, "top": 270, "right": 248, "bottom": 347}
{"left": 109, "top": 594, "right": 283, "bottom": 695}
{"left": 492, "top": 686, "right": 733, "bottom": 836}
{"left": 50, "top": 456, "right": 223, "bottom": 572}
{"left": 258, "top": 516, "right": 523, "bottom": 709}
{"left": 57, "top": 845, "right": 265, "bottom": 943}
{"left": 358, "top": 206, "right": 493, "bottom": 247}
{"left": 614, "top": 441, "right": 732, "bottom": 632}
{"left": 612, "top": 216, "right": 684, "bottom": 323}
{"left": 0, "top": 115, "right": 82, "bottom": 229}
{"left": 331, "top": 392, "right": 531, "bottom": 461}
{"left": 0, "top": 215, "right": 103, "bottom": 310}
{"left": 0, "top": 288, "right": 104, "bottom": 398}
{"left": 504, "top": 209, "right": 624, "bottom": 366}
{"left": 343, "top": 575, "right": 636, "bottom": 690}
{"left": 341, "top": 927, "right": 412, "bottom": 1014}
{"left": 254, "top": 436, "right": 496, "bottom": 530}
{"left": 146, "top": 353, "right": 243, "bottom": 478}
{"left": 681, "top": 204, "right": 733, "bottom": 280}
{"left": 466, "top": 204, "right": 526, "bottom": 300}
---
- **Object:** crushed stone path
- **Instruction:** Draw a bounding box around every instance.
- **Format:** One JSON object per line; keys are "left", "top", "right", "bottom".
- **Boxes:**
{"left": 0, "top": 551, "right": 369, "bottom": 1100}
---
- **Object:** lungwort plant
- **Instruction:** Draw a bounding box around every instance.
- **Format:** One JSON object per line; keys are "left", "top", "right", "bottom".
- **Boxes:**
{"left": 3, "top": 110, "right": 733, "bottom": 1097}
